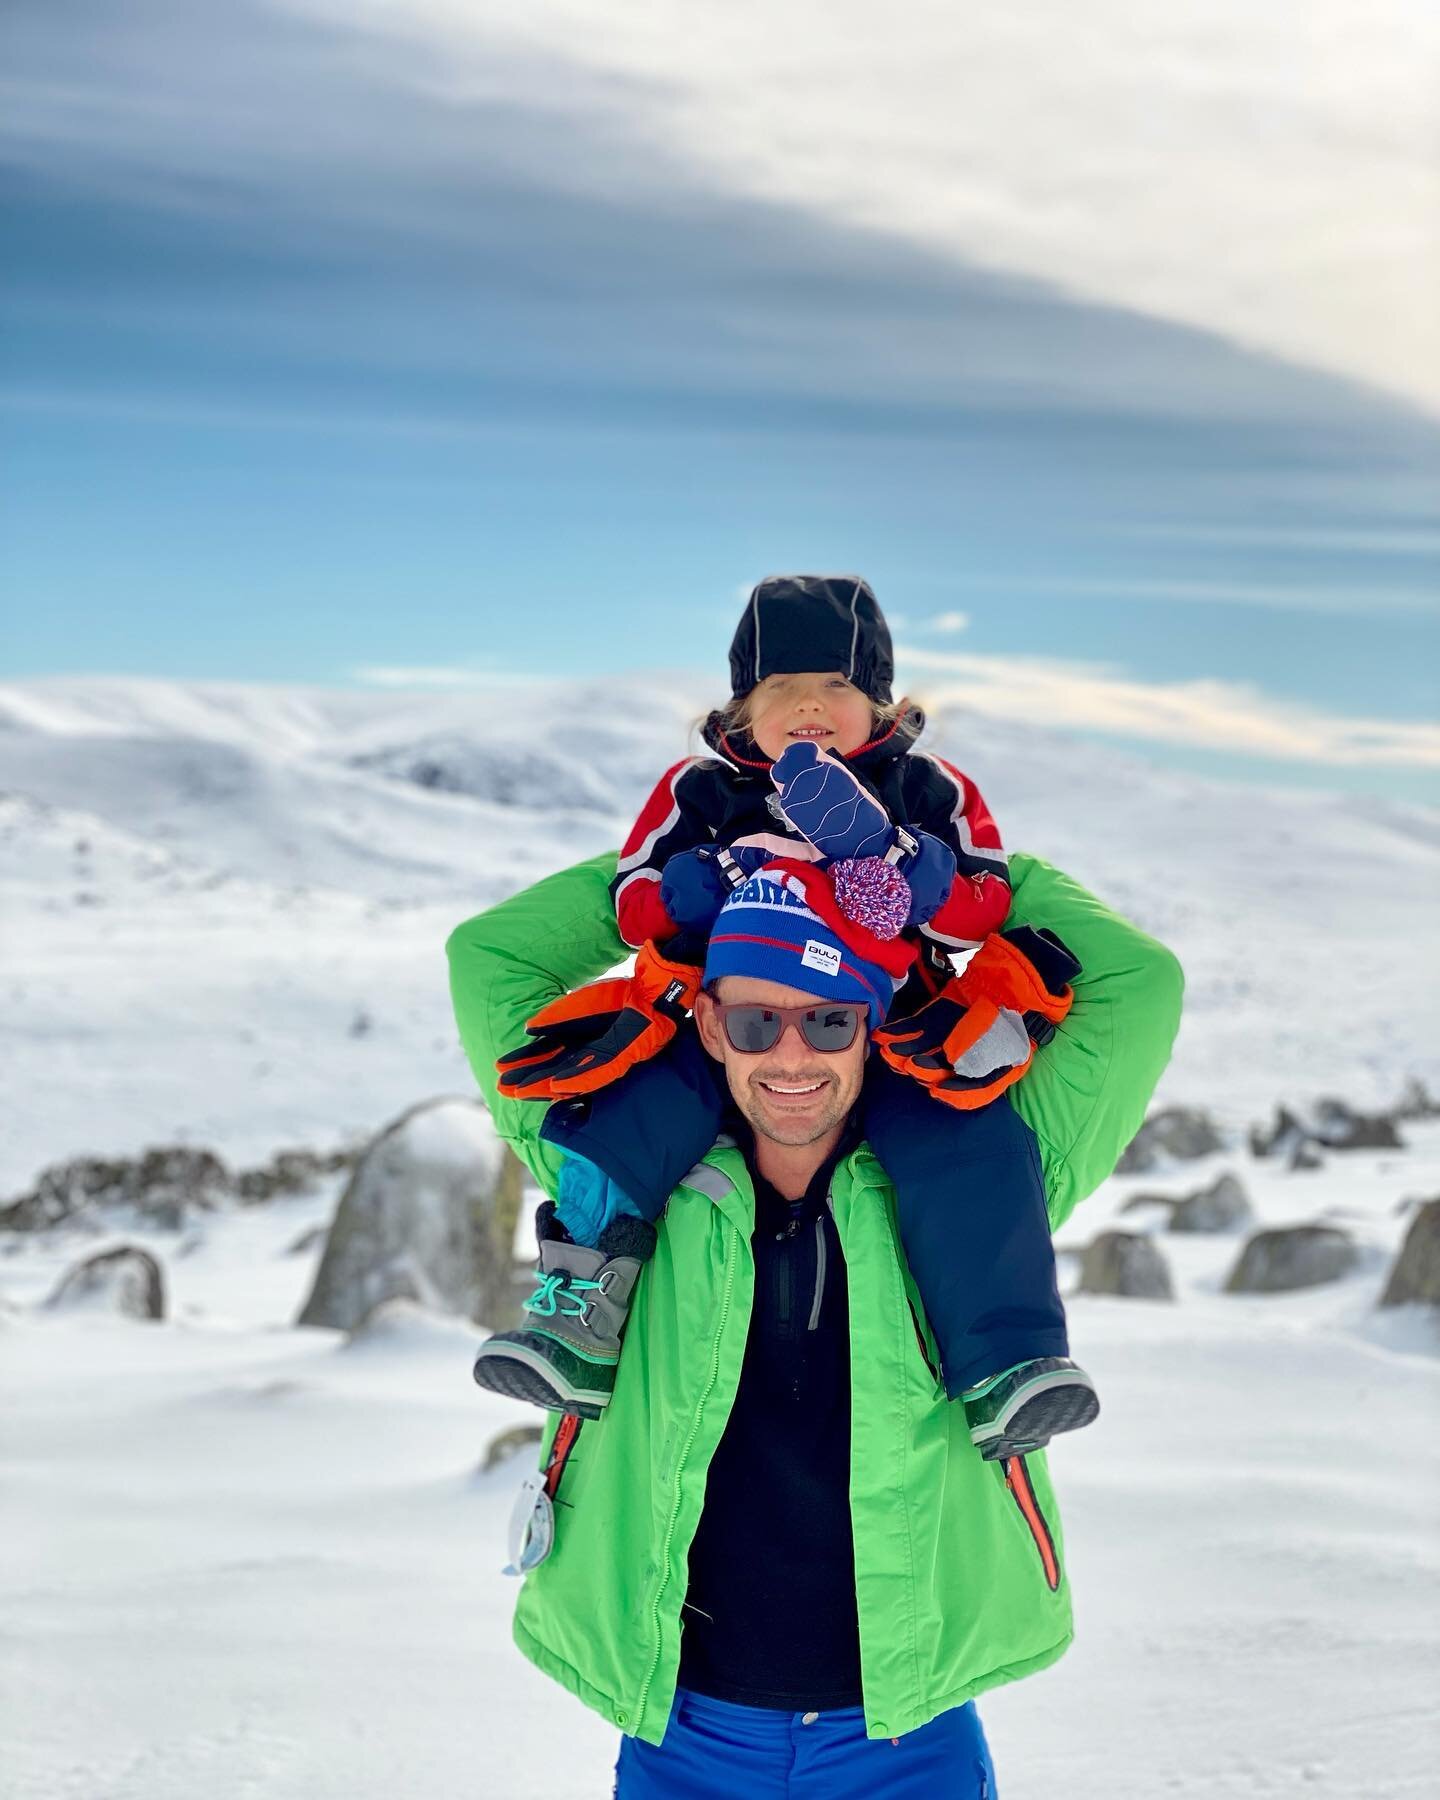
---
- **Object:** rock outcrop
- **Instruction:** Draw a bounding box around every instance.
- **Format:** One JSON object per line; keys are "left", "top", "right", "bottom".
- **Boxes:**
{"left": 1224, "top": 1225, "right": 1360, "bottom": 1294}
{"left": 1168, "top": 1172, "right": 1255, "bottom": 1235}
{"left": 236, "top": 1146, "right": 356, "bottom": 1203}
{"left": 1116, "top": 1107, "right": 1224, "bottom": 1175}
{"left": 1393, "top": 1078, "right": 1440, "bottom": 1122}
{"left": 3, "top": 1140, "right": 356, "bottom": 1232}
{"left": 1379, "top": 1198, "right": 1440, "bottom": 1308}
{"left": 1310, "top": 1099, "right": 1404, "bottom": 1152}
{"left": 45, "top": 1244, "right": 166, "bottom": 1319}
{"left": 297, "top": 1098, "right": 526, "bottom": 1333}
{"left": 1250, "top": 1100, "right": 1404, "bottom": 1166}
{"left": 3, "top": 1148, "right": 232, "bottom": 1233}
{"left": 1077, "top": 1230, "right": 1175, "bottom": 1300}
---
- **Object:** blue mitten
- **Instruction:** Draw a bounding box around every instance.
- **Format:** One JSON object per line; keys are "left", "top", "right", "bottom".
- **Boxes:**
{"left": 661, "top": 844, "right": 772, "bottom": 932}
{"left": 900, "top": 831, "right": 958, "bottom": 928}
{"left": 660, "top": 847, "right": 732, "bottom": 933}
{"left": 771, "top": 742, "right": 894, "bottom": 861}
{"left": 554, "top": 1150, "right": 644, "bottom": 1249}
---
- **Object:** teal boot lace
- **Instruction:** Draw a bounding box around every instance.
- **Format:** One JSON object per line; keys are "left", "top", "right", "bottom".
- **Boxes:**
{"left": 523, "top": 1269, "right": 605, "bottom": 1319}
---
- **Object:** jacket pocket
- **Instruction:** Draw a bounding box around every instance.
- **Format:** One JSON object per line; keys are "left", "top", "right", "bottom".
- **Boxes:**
{"left": 1002, "top": 1453, "right": 1061, "bottom": 1592}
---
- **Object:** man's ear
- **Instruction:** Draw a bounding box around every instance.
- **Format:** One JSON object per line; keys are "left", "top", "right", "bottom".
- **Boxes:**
{"left": 693, "top": 989, "right": 725, "bottom": 1063}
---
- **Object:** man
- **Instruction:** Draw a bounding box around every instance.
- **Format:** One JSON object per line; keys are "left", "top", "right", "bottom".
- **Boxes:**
{"left": 447, "top": 848, "right": 1182, "bottom": 1796}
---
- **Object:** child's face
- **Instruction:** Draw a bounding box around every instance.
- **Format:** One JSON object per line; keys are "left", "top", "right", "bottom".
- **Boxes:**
{"left": 746, "top": 671, "right": 875, "bottom": 761}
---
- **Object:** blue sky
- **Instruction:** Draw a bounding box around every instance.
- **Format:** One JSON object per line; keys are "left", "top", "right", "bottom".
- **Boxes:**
{"left": 2, "top": 0, "right": 1437, "bottom": 799}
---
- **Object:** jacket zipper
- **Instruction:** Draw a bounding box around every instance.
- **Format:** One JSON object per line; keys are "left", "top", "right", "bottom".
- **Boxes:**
{"left": 906, "top": 1295, "right": 940, "bottom": 1386}
{"left": 542, "top": 1411, "right": 583, "bottom": 1501}
{"left": 1003, "top": 1454, "right": 1061, "bottom": 1591}
{"left": 807, "top": 1215, "right": 827, "bottom": 1331}
{"left": 633, "top": 1230, "right": 738, "bottom": 1731}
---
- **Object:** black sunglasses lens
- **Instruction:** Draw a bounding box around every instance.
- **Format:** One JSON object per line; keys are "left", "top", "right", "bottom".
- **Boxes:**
{"left": 802, "top": 1007, "right": 861, "bottom": 1050}
{"left": 725, "top": 1007, "right": 782, "bottom": 1053}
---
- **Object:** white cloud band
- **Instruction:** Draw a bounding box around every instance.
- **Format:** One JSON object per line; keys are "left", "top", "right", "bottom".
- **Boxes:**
{"left": 901, "top": 645, "right": 1440, "bottom": 768}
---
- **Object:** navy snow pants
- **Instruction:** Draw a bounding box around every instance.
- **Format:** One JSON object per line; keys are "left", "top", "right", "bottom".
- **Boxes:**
{"left": 542, "top": 1030, "right": 1068, "bottom": 1398}
{"left": 614, "top": 1689, "right": 996, "bottom": 1798}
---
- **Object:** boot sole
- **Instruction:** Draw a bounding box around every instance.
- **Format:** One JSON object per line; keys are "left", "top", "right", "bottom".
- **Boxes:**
{"left": 473, "top": 1340, "right": 610, "bottom": 1419}
{"left": 972, "top": 1375, "right": 1100, "bottom": 1462}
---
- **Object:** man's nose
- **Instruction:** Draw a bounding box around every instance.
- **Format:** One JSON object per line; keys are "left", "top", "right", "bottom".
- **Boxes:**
{"left": 771, "top": 1020, "right": 814, "bottom": 1059}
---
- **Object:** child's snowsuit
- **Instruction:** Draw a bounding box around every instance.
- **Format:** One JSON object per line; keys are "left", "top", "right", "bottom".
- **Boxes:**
{"left": 539, "top": 703, "right": 1071, "bottom": 1398}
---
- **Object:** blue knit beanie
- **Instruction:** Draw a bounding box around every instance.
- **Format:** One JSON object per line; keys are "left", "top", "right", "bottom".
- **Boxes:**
{"left": 702, "top": 861, "right": 913, "bottom": 1032}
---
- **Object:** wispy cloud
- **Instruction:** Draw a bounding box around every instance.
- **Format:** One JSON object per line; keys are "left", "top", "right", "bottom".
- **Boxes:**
{"left": 7, "top": 0, "right": 1436, "bottom": 424}
{"left": 290, "top": 0, "right": 1440, "bottom": 413}
{"left": 970, "top": 574, "right": 1438, "bottom": 618}
{"left": 900, "top": 645, "right": 1440, "bottom": 769}
{"left": 349, "top": 664, "right": 504, "bottom": 689}
{"left": 929, "top": 611, "right": 971, "bottom": 633}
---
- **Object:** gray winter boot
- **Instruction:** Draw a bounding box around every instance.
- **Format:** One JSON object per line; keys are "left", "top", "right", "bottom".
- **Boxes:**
{"left": 472, "top": 1202, "right": 656, "bottom": 1419}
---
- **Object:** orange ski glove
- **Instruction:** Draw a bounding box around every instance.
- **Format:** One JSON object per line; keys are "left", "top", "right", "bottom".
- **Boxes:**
{"left": 873, "top": 926, "right": 1079, "bottom": 1111}
{"left": 496, "top": 940, "right": 702, "bottom": 1101}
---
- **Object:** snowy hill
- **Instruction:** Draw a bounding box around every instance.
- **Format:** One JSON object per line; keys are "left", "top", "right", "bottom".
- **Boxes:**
{"left": 2, "top": 674, "right": 1438, "bottom": 1800}
{"left": 2, "top": 673, "right": 1437, "bottom": 1192}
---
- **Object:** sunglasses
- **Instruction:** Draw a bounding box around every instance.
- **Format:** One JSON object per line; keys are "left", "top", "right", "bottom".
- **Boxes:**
{"left": 709, "top": 1000, "right": 867, "bottom": 1055}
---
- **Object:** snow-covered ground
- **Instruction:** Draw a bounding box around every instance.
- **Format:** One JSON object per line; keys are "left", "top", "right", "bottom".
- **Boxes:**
{"left": 2, "top": 676, "right": 1438, "bottom": 1798}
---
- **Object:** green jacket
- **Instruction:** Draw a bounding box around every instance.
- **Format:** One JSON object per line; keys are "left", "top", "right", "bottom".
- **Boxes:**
{"left": 447, "top": 851, "right": 1182, "bottom": 1743}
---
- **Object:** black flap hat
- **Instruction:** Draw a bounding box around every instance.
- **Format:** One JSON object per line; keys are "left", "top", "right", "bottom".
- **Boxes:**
{"left": 728, "top": 574, "right": 894, "bottom": 705}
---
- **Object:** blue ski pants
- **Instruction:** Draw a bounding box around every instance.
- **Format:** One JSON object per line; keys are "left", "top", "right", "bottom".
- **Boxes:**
{"left": 613, "top": 1688, "right": 997, "bottom": 1798}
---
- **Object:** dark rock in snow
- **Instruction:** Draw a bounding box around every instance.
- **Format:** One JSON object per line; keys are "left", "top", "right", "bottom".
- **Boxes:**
{"left": 1393, "top": 1078, "right": 1440, "bottom": 1122}
{"left": 1224, "top": 1225, "right": 1360, "bottom": 1294}
{"left": 1077, "top": 1230, "right": 1175, "bottom": 1300}
{"left": 1311, "top": 1098, "right": 1404, "bottom": 1152}
{"left": 1379, "top": 1198, "right": 1440, "bottom": 1308}
{"left": 1249, "top": 1106, "right": 1310, "bottom": 1161}
{"left": 285, "top": 1224, "right": 329, "bottom": 1257}
{"left": 45, "top": 1244, "right": 166, "bottom": 1319}
{"left": 297, "top": 1097, "right": 527, "bottom": 1333}
{"left": 2, "top": 1147, "right": 233, "bottom": 1232}
{"left": 347, "top": 737, "right": 614, "bottom": 813}
{"left": 481, "top": 1422, "right": 544, "bottom": 1473}
{"left": 1118, "top": 1191, "right": 1179, "bottom": 1220}
{"left": 1168, "top": 1172, "right": 1255, "bottom": 1235}
{"left": 236, "top": 1146, "right": 356, "bottom": 1203}
{"left": 1249, "top": 1098, "right": 1399, "bottom": 1165}
{"left": 1116, "top": 1107, "right": 1224, "bottom": 1174}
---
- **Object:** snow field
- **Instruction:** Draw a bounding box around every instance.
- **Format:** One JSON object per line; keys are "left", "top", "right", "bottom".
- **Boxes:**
{"left": 2, "top": 674, "right": 1438, "bottom": 1797}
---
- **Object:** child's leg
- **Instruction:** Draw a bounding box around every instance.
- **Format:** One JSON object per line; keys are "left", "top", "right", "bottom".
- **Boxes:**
{"left": 540, "top": 1023, "right": 727, "bottom": 1225}
{"left": 864, "top": 1059, "right": 1068, "bottom": 1391}
{"left": 472, "top": 1202, "right": 655, "bottom": 1417}
{"left": 474, "top": 1027, "right": 726, "bottom": 1416}
{"left": 863, "top": 1060, "right": 1097, "bottom": 1455}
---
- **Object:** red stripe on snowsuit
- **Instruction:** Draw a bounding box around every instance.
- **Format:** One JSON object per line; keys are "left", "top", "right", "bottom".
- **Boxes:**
{"left": 612, "top": 757, "right": 708, "bottom": 948}
{"left": 908, "top": 753, "right": 1012, "bottom": 948}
